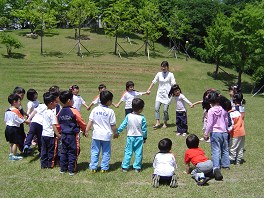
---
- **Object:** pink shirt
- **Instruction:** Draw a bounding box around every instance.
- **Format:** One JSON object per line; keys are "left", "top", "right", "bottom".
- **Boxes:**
{"left": 204, "top": 106, "right": 228, "bottom": 135}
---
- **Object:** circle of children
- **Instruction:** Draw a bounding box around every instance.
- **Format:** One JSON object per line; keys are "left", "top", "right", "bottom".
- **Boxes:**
{"left": 5, "top": 62, "right": 245, "bottom": 187}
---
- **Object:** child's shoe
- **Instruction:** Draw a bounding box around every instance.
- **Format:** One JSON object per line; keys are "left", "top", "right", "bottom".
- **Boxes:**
{"left": 214, "top": 168, "right": 223, "bottom": 180}
{"left": 90, "top": 169, "right": 97, "bottom": 173}
{"left": 182, "top": 133, "right": 187, "bottom": 136}
{"left": 230, "top": 160, "right": 236, "bottom": 165}
{"left": 206, "top": 138, "right": 211, "bottom": 143}
{"left": 101, "top": 170, "right": 108, "bottom": 173}
{"left": 60, "top": 170, "right": 67, "bottom": 174}
{"left": 152, "top": 175, "right": 160, "bottom": 188}
{"left": 170, "top": 174, "right": 178, "bottom": 188}
{"left": 197, "top": 177, "right": 210, "bottom": 186}
{"left": 176, "top": 133, "right": 181, "bottom": 136}
{"left": 199, "top": 137, "right": 205, "bottom": 141}
{"left": 11, "top": 155, "right": 23, "bottom": 161}
{"left": 23, "top": 145, "right": 29, "bottom": 156}
{"left": 122, "top": 168, "right": 128, "bottom": 173}
{"left": 9, "top": 153, "right": 20, "bottom": 159}
{"left": 134, "top": 169, "right": 141, "bottom": 173}
{"left": 69, "top": 171, "right": 75, "bottom": 176}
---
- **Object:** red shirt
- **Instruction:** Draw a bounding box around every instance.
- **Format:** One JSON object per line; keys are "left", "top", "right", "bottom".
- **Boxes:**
{"left": 184, "top": 147, "right": 209, "bottom": 166}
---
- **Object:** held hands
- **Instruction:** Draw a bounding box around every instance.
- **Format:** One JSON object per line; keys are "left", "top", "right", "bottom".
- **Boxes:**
{"left": 203, "top": 135, "right": 208, "bottom": 140}
{"left": 114, "top": 104, "right": 119, "bottom": 108}
{"left": 183, "top": 171, "right": 188, "bottom": 174}
{"left": 113, "top": 132, "right": 120, "bottom": 139}
{"left": 146, "top": 90, "right": 151, "bottom": 95}
{"left": 83, "top": 131, "right": 89, "bottom": 138}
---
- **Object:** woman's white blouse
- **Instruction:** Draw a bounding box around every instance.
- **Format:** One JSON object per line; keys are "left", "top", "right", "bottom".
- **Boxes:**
{"left": 152, "top": 71, "right": 176, "bottom": 104}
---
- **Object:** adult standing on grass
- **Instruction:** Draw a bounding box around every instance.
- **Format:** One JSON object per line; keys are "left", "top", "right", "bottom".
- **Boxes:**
{"left": 146, "top": 61, "right": 176, "bottom": 129}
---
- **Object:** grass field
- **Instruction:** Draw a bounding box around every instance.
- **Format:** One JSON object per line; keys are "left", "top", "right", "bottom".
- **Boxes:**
{"left": 0, "top": 28, "right": 264, "bottom": 198}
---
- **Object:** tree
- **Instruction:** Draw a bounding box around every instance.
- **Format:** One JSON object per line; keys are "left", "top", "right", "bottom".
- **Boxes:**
{"left": 0, "top": 32, "right": 23, "bottom": 55}
{"left": 101, "top": 0, "right": 135, "bottom": 55}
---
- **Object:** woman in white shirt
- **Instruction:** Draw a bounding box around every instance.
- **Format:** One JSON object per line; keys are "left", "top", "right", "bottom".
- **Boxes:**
{"left": 146, "top": 61, "right": 176, "bottom": 128}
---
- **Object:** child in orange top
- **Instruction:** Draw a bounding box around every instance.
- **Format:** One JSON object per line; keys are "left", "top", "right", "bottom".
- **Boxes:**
{"left": 226, "top": 101, "right": 246, "bottom": 165}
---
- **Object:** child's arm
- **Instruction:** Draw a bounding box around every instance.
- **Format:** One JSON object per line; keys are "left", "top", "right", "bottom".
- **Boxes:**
{"left": 190, "top": 100, "right": 203, "bottom": 108}
{"left": 141, "top": 91, "right": 148, "bottom": 95}
{"left": 111, "top": 125, "right": 119, "bottom": 139}
{"left": 84, "top": 120, "right": 93, "bottom": 138}
{"left": 183, "top": 163, "right": 190, "bottom": 174}
{"left": 146, "top": 83, "right": 155, "bottom": 95}
{"left": 25, "top": 109, "right": 37, "bottom": 124}
{"left": 52, "top": 124, "right": 61, "bottom": 139}
{"left": 82, "top": 103, "right": 90, "bottom": 111}
{"left": 115, "top": 100, "right": 123, "bottom": 108}
{"left": 87, "top": 102, "right": 94, "bottom": 110}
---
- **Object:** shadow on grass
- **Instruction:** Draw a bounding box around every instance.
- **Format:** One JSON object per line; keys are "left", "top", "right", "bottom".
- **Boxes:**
{"left": 65, "top": 34, "right": 91, "bottom": 40}
{"left": 42, "top": 51, "right": 64, "bottom": 58}
{"left": 2, "top": 53, "right": 26, "bottom": 59}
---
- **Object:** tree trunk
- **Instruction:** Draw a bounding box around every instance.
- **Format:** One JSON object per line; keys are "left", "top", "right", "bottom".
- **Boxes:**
{"left": 173, "top": 39, "right": 176, "bottom": 58}
{"left": 114, "top": 31, "right": 118, "bottom": 55}
{"left": 144, "top": 31, "right": 148, "bottom": 56}
{"left": 215, "top": 55, "right": 219, "bottom": 80}
{"left": 77, "top": 25, "right": 81, "bottom": 55}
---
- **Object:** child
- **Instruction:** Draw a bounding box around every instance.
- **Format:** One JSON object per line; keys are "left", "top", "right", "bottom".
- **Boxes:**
{"left": 70, "top": 85, "right": 90, "bottom": 112}
{"left": 117, "top": 98, "right": 147, "bottom": 173}
{"left": 87, "top": 84, "right": 106, "bottom": 110}
{"left": 191, "top": 89, "right": 215, "bottom": 142}
{"left": 152, "top": 138, "right": 178, "bottom": 188}
{"left": 204, "top": 92, "right": 230, "bottom": 173}
{"left": 226, "top": 101, "right": 246, "bottom": 165}
{"left": 57, "top": 91, "right": 87, "bottom": 175}
{"left": 115, "top": 81, "right": 148, "bottom": 116}
{"left": 168, "top": 84, "right": 192, "bottom": 136}
{"left": 13, "top": 87, "right": 28, "bottom": 153}
{"left": 49, "top": 87, "right": 61, "bottom": 115}
{"left": 183, "top": 134, "right": 214, "bottom": 185}
{"left": 24, "top": 94, "right": 49, "bottom": 156}
{"left": 4, "top": 94, "right": 28, "bottom": 161}
{"left": 228, "top": 85, "right": 241, "bottom": 107}
{"left": 41, "top": 92, "right": 61, "bottom": 168}
{"left": 233, "top": 92, "right": 246, "bottom": 120}
{"left": 84, "top": 90, "right": 119, "bottom": 173}
{"left": 26, "top": 89, "right": 39, "bottom": 116}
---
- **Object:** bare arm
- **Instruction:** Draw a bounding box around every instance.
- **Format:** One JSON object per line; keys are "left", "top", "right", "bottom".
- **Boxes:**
{"left": 111, "top": 125, "right": 119, "bottom": 139}
{"left": 190, "top": 100, "right": 203, "bottom": 108}
{"left": 115, "top": 100, "right": 123, "bottom": 108}
{"left": 25, "top": 109, "right": 37, "bottom": 123}
{"left": 52, "top": 124, "right": 61, "bottom": 139}
{"left": 146, "top": 82, "right": 155, "bottom": 94}
{"left": 183, "top": 163, "right": 190, "bottom": 174}
{"left": 84, "top": 120, "right": 93, "bottom": 138}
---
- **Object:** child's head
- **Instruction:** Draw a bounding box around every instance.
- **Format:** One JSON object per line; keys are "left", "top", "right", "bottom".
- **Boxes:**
{"left": 70, "top": 85, "right": 79, "bottom": 95}
{"left": 27, "top": 89, "right": 38, "bottom": 101}
{"left": 186, "top": 134, "right": 199, "bottom": 149}
{"left": 100, "top": 90, "right": 113, "bottom": 106}
{"left": 158, "top": 138, "right": 172, "bottom": 152}
{"left": 225, "top": 99, "right": 232, "bottom": 112}
{"left": 59, "top": 91, "right": 73, "bottom": 105}
{"left": 98, "top": 84, "right": 106, "bottom": 92}
{"left": 202, "top": 89, "right": 214, "bottom": 110}
{"left": 132, "top": 98, "right": 144, "bottom": 113}
{"left": 233, "top": 92, "right": 246, "bottom": 105}
{"left": 206, "top": 91, "right": 220, "bottom": 104}
{"left": 229, "top": 85, "right": 241, "bottom": 97}
{"left": 43, "top": 92, "right": 57, "bottom": 108}
{"left": 8, "top": 94, "right": 21, "bottom": 108}
{"left": 13, "top": 86, "right": 25, "bottom": 100}
{"left": 126, "top": 81, "right": 134, "bottom": 91}
{"left": 49, "top": 88, "right": 61, "bottom": 104}
{"left": 168, "top": 84, "right": 181, "bottom": 98}
{"left": 49, "top": 85, "right": 59, "bottom": 91}
{"left": 203, "top": 89, "right": 214, "bottom": 100}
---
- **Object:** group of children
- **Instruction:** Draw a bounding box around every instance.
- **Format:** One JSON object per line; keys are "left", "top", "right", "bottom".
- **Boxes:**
{"left": 4, "top": 82, "right": 246, "bottom": 186}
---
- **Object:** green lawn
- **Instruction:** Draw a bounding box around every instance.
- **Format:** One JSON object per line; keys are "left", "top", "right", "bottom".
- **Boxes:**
{"left": 0, "top": 28, "right": 264, "bottom": 198}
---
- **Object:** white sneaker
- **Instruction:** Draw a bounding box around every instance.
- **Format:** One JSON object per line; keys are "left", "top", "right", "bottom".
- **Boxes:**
{"left": 199, "top": 138, "right": 205, "bottom": 141}
{"left": 176, "top": 133, "right": 181, "bottom": 136}
{"left": 206, "top": 138, "right": 211, "bottom": 143}
{"left": 11, "top": 155, "right": 23, "bottom": 161}
{"left": 182, "top": 133, "right": 187, "bottom": 136}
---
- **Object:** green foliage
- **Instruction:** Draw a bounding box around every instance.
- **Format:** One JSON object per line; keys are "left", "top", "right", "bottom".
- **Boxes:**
{"left": 0, "top": 32, "right": 23, "bottom": 55}
{"left": 0, "top": 17, "right": 10, "bottom": 29}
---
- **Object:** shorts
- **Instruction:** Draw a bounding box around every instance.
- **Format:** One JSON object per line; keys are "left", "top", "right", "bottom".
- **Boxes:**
{"left": 5, "top": 126, "right": 20, "bottom": 144}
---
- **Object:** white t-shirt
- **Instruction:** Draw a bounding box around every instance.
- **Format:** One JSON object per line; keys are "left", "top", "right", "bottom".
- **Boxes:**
{"left": 4, "top": 108, "right": 25, "bottom": 127}
{"left": 92, "top": 95, "right": 101, "bottom": 105}
{"left": 153, "top": 152, "right": 177, "bottom": 176}
{"left": 42, "top": 109, "right": 57, "bottom": 137}
{"left": 73, "top": 95, "right": 85, "bottom": 112}
{"left": 174, "top": 94, "right": 192, "bottom": 112}
{"left": 152, "top": 71, "right": 176, "bottom": 105}
{"left": 27, "top": 100, "right": 39, "bottom": 115}
{"left": 120, "top": 91, "right": 142, "bottom": 109}
{"left": 31, "top": 104, "right": 47, "bottom": 125}
{"left": 89, "top": 105, "right": 116, "bottom": 141}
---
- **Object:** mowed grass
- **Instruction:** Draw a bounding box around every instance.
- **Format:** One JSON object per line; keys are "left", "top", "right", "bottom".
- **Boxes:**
{"left": 0, "top": 28, "right": 264, "bottom": 198}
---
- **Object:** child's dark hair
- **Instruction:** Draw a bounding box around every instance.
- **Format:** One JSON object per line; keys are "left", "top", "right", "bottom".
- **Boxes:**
{"left": 43, "top": 92, "right": 56, "bottom": 106}
{"left": 202, "top": 89, "right": 214, "bottom": 110}
{"left": 225, "top": 99, "right": 232, "bottom": 112}
{"left": 13, "top": 86, "right": 25, "bottom": 94}
{"left": 49, "top": 88, "right": 60, "bottom": 97}
{"left": 27, "top": 89, "right": 38, "bottom": 101}
{"left": 69, "top": 85, "right": 79, "bottom": 92}
{"left": 59, "top": 91, "right": 73, "bottom": 104}
{"left": 233, "top": 92, "right": 245, "bottom": 105}
{"left": 49, "top": 85, "right": 59, "bottom": 91}
{"left": 229, "top": 85, "right": 241, "bottom": 93}
{"left": 186, "top": 134, "right": 199, "bottom": 149}
{"left": 168, "top": 84, "right": 182, "bottom": 98}
{"left": 8, "top": 94, "right": 21, "bottom": 105}
{"left": 158, "top": 138, "right": 172, "bottom": 153}
{"left": 126, "top": 81, "right": 134, "bottom": 90}
{"left": 100, "top": 90, "right": 113, "bottom": 105}
{"left": 98, "top": 84, "right": 106, "bottom": 91}
{"left": 132, "top": 98, "right": 144, "bottom": 112}
{"left": 161, "top": 61, "right": 169, "bottom": 68}
{"left": 206, "top": 92, "right": 229, "bottom": 111}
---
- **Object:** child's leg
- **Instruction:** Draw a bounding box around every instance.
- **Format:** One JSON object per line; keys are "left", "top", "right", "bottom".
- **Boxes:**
{"left": 60, "top": 134, "right": 69, "bottom": 171}
{"left": 100, "top": 141, "right": 111, "bottom": 170}
{"left": 180, "top": 111, "right": 188, "bottom": 133}
{"left": 210, "top": 132, "right": 222, "bottom": 169}
{"left": 47, "top": 137, "right": 57, "bottom": 168}
{"left": 89, "top": 139, "right": 101, "bottom": 170}
{"left": 236, "top": 136, "right": 245, "bottom": 163}
{"left": 132, "top": 137, "right": 144, "bottom": 170}
{"left": 121, "top": 137, "right": 134, "bottom": 169}
{"left": 220, "top": 132, "right": 230, "bottom": 168}
{"left": 40, "top": 136, "right": 48, "bottom": 168}
{"left": 68, "top": 134, "right": 80, "bottom": 172}
{"left": 229, "top": 137, "right": 237, "bottom": 161}
{"left": 11, "top": 143, "right": 17, "bottom": 156}
{"left": 176, "top": 111, "right": 182, "bottom": 133}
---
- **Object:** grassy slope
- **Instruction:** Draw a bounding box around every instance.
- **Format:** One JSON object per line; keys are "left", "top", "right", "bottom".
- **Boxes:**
{"left": 0, "top": 28, "right": 264, "bottom": 198}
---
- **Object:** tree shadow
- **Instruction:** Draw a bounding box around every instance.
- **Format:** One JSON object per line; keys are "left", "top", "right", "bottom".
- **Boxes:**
{"left": 2, "top": 53, "right": 26, "bottom": 59}
{"left": 42, "top": 51, "right": 64, "bottom": 58}
{"left": 65, "top": 35, "right": 91, "bottom": 40}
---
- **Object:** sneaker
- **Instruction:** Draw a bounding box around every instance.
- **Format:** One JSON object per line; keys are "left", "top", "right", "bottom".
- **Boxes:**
{"left": 122, "top": 168, "right": 128, "bottom": 173}
{"left": 101, "top": 170, "right": 108, "bottom": 173}
{"left": 152, "top": 175, "right": 160, "bottom": 188}
{"left": 9, "top": 153, "right": 19, "bottom": 159}
{"left": 60, "top": 170, "right": 67, "bottom": 174}
{"left": 11, "top": 155, "right": 23, "bottom": 161}
{"left": 230, "top": 160, "right": 236, "bottom": 165}
{"left": 214, "top": 168, "right": 223, "bottom": 180}
{"left": 199, "top": 137, "right": 205, "bottom": 141}
{"left": 23, "top": 145, "right": 29, "bottom": 155}
{"left": 134, "top": 169, "right": 141, "bottom": 173}
{"left": 197, "top": 177, "right": 210, "bottom": 186}
{"left": 69, "top": 171, "right": 75, "bottom": 176}
{"left": 182, "top": 133, "right": 187, "bottom": 136}
{"left": 90, "top": 169, "right": 97, "bottom": 173}
{"left": 222, "top": 167, "right": 230, "bottom": 170}
{"left": 170, "top": 174, "right": 178, "bottom": 188}
{"left": 176, "top": 133, "right": 181, "bottom": 136}
{"left": 206, "top": 138, "right": 211, "bottom": 143}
